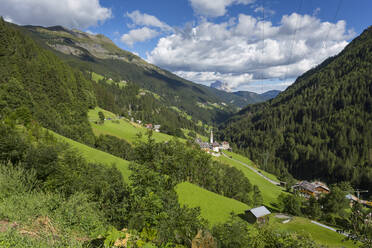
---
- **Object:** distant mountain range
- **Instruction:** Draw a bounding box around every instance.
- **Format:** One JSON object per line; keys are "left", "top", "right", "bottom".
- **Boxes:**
{"left": 233, "top": 90, "right": 281, "bottom": 102}
{"left": 257, "top": 90, "right": 282, "bottom": 100}
{"left": 210, "top": 80, "right": 281, "bottom": 103}
{"left": 210, "top": 81, "right": 232, "bottom": 92}
{"left": 210, "top": 81, "right": 281, "bottom": 105}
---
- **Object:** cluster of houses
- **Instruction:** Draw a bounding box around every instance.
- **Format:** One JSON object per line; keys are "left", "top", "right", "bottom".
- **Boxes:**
{"left": 145, "top": 123, "right": 161, "bottom": 132}
{"left": 130, "top": 118, "right": 161, "bottom": 132}
{"left": 195, "top": 130, "right": 231, "bottom": 156}
{"left": 293, "top": 181, "right": 372, "bottom": 208}
{"left": 292, "top": 181, "right": 330, "bottom": 198}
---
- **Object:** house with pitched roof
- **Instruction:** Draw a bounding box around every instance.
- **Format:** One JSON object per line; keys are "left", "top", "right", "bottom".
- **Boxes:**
{"left": 245, "top": 206, "right": 271, "bottom": 224}
{"left": 292, "top": 181, "right": 330, "bottom": 198}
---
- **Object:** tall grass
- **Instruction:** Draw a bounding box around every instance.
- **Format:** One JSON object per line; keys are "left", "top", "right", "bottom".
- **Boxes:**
{"left": 0, "top": 163, "right": 106, "bottom": 246}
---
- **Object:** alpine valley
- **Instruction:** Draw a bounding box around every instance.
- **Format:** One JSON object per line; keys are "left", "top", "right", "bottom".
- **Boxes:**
{"left": 0, "top": 10, "right": 371, "bottom": 248}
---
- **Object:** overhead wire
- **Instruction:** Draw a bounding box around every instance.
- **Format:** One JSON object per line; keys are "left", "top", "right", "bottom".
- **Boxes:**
{"left": 283, "top": 0, "right": 304, "bottom": 83}
{"left": 322, "top": 0, "right": 343, "bottom": 50}
{"left": 261, "top": 0, "right": 265, "bottom": 93}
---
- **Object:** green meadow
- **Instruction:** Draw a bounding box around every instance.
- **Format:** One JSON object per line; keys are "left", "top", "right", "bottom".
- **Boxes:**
{"left": 88, "top": 107, "right": 181, "bottom": 144}
{"left": 216, "top": 153, "right": 285, "bottom": 210}
{"left": 51, "top": 128, "right": 354, "bottom": 248}
{"left": 175, "top": 182, "right": 249, "bottom": 226}
{"left": 50, "top": 130, "right": 131, "bottom": 182}
{"left": 271, "top": 216, "right": 357, "bottom": 248}
{"left": 52, "top": 129, "right": 250, "bottom": 227}
{"left": 223, "top": 150, "right": 280, "bottom": 182}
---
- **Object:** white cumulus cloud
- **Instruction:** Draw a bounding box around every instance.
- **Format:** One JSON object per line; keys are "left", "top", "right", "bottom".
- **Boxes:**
{"left": 189, "top": 0, "right": 255, "bottom": 17}
{"left": 121, "top": 27, "right": 159, "bottom": 47}
{"left": 147, "top": 13, "right": 354, "bottom": 91}
{"left": 174, "top": 71, "right": 253, "bottom": 90}
{"left": 126, "top": 10, "right": 172, "bottom": 31}
{"left": 0, "top": 0, "right": 111, "bottom": 29}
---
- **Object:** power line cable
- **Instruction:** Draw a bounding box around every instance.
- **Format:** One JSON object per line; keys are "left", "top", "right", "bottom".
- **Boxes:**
{"left": 261, "top": 0, "right": 265, "bottom": 93}
{"left": 283, "top": 0, "right": 304, "bottom": 83}
{"left": 322, "top": 0, "right": 343, "bottom": 50}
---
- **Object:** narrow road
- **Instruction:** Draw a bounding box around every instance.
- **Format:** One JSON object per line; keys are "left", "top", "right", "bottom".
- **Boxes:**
{"left": 310, "top": 220, "right": 348, "bottom": 237}
{"left": 221, "top": 152, "right": 280, "bottom": 186}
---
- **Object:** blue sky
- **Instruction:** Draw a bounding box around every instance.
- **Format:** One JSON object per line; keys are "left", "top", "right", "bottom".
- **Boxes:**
{"left": 1, "top": 0, "right": 371, "bottom": 92}
{"left": 92, "top": 0, "right": 371, "bottom": 57}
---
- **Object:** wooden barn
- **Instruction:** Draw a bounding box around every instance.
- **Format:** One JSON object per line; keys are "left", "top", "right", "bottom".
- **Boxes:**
{"left": 245, "top": 206, "right": 271, "bottom": 224}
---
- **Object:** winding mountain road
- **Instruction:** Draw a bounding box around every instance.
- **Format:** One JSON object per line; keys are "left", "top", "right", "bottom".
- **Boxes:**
{"left": 221, "top": 152, "right": 280, "bottom": 186}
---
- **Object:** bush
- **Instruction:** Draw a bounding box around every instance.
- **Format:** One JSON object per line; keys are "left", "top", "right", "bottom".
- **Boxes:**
{"left": 0, "top": 163, "right": 106, "bottom": 241}
{"left": 0, "top": 163, "right": 37, "bottom": 198}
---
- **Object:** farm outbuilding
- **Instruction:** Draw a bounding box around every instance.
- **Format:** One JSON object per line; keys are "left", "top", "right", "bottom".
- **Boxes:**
{"left": 245, "top": 206, "right": 271, "bottom": 224}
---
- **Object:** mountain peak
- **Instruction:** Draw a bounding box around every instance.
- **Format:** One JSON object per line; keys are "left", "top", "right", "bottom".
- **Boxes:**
{"left": 210, "top": 81, "right": 232, "bottom": 92}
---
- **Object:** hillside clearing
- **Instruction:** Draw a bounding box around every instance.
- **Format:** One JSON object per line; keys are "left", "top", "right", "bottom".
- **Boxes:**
{"left": 271, "top": 216, "right": 357, "bottom": 248}
{"left": 216, "top": 153, "right": 285, "bottom": 210}
{"left": 175, "top": 182, "right": 249, "bottom": 226}
{"left": 223, "top": 150, "right": 280, "bottom": 183}
{"left": 50, "top": 130, "right": 250, "bottom": 227}
{"left": 50, "top": 130, "right": 131, "bottom": 182}
{"left": 88, "top": 108, "right": 184, "bottom": 144}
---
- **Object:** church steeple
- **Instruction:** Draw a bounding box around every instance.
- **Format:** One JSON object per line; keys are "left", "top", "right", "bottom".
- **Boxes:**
{"left": 210, "top": 129, "right": 213, "bottom": 144}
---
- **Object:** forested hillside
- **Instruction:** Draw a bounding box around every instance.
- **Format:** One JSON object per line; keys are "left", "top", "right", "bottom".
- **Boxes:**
{"left": 21, "top": 25, "right": 236, "bottom": 124}
{"left": 0, "top": 18, "right": 208, "bottom": 141}
{"left": 0, "top": 18, "right": 96, "bottom": 144}
{"left": 91, "top": 76, "right": 205, "bottom": 136}
{"left": 219, "top": 26, "right": 372, "bottom": 193}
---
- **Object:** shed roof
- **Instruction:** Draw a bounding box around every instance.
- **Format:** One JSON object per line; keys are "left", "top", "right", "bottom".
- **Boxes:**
{"left": 247, "top": 206, "right": 271, "bottom": 218}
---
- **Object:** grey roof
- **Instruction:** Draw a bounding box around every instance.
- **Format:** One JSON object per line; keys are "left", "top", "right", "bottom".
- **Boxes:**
{"left": 200, "top": 142, "right": 210, "bottom": 148}
{"left": 312, "top": 182, "right": 330, "bottom": 191}
{"left": 248, "top": 206, "right": 271, "bottom": 218}
{"left": 293, "top": 181, "right": 316, "bottom": 192}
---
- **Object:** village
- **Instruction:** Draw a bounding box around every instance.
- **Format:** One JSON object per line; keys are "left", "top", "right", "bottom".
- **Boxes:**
{"left": 194, "top": 130, "right": 231, "bottom": 156}
{"left": 101, "top": 114, "right": 372, "bottom": 211}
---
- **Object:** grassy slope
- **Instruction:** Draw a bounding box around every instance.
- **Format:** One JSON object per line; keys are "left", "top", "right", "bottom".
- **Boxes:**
{"left": 271, "top": 217, "right": 357, "bottom": 248}
{"left": 52, "top": 127, "right": 249, "bottom": 226}
{"left": 223, "top": 150, "right": 280, "bottom": 182}
{"left": 50, "top": 129, "right": 356, "bottom": 247}
{"left": 50, "top": 130, "right": 131, "bottom": 182}
{"left": 52, "top": 108, "right": 353, "bottom": 246}
{"left": 88, "top": 106, "right": 117, "bottom": 121}
{"left": 216, "top": 153, "right": 285, "bottom": 210}
{"left": 91, "top": 71, "right": 127, "bottom": 88}
{"left": 176, "top": 182, "right": 249, "bottom": 226}
{"left": 91, "top": 71, "right": 104, "bottom": 82}
{"left": 88, "top": 107, "right": 183, "bottom": 144}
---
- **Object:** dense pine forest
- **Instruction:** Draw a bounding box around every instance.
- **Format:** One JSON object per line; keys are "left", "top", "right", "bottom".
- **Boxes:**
{"left": 219, "top": 26, "right": 372, "bottom": 195}
{"left": 0, "top": 19, "right": 96, "bottom": 144}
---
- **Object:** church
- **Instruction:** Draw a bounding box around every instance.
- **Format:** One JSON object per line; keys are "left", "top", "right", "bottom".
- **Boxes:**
{"left": 195, "top": 129, "right": 231, "bottom": 155}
